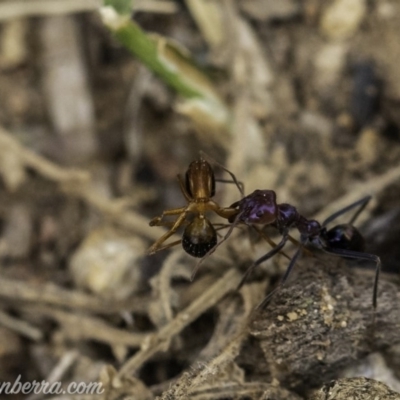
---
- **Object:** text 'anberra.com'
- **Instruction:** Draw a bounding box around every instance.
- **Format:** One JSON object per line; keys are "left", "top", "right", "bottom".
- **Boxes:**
{"left": 0, "top": 375, "right": 104, "bottom": 395}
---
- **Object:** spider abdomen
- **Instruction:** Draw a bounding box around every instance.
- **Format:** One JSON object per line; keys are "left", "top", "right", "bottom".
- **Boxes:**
{"left": 182, "top": 217, "right": 217, "bottom": 258}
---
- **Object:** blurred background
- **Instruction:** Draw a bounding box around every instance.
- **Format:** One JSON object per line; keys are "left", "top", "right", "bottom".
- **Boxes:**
{"left": 0, "top": 0, "right": 400, "bottom": 399}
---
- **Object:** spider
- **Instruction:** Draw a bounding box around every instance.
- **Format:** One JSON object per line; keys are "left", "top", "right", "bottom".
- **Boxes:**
{"left": 147, "top": 157, "right": 242, "bottom": 258}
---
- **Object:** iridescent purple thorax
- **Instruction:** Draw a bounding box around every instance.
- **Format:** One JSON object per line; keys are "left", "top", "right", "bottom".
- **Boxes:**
{"left": 235, "top": 190, "right": 278, "bottom": 225}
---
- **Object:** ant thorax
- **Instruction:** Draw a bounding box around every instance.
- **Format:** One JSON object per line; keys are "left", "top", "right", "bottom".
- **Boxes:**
{"left": 234, "top": 190, "right": 278, "bottom": 225}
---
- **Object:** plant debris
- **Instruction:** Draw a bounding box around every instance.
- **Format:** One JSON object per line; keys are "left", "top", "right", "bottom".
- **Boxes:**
{"left": 0, "top": 1, "right": 400, "bottom": 399}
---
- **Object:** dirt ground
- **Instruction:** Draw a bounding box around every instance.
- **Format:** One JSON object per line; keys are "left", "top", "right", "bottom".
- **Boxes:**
{"left": 0, "top": 1, "right": 400, "bottom": 399}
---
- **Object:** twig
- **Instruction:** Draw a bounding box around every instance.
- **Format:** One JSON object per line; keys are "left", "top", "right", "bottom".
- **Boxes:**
{"left": 0, "top": 127, "right": 88, "bottom": 183}
{"left": 0, "top": 126, "right": 171, "bottom": 242}
{"left": 69, "top": 183, "right": 167, "bottom": 241}
{"left": 156, "top": 284, "right": 266, "bottom": 398}
{"left": 118, "top": 268, "right": 242, "bottom": 378}
{"left": 24, "top": 306, "right": 149, "bottom": 348}
{"left": 313, "top": 163, "right": 400, "bottom": 224}
{"left": 0, "top": 0, "right": 178, "bottom": 21}
{"left": 0, "top": 309, "right": 43, "bottom": 340}
{"left": 0, "top": 276, "right": 150, "bottom": 314}
{"left": 150, "top": 250, "right": 188, "bottom": 327}
{"left": 27, "top": 350, "right": 79, "bottom": 400}
{"left": 189, "top": 382, "right": 303, "bottom": 400}
{"left": 158, "top": 331, "right": 247, "bottom": 400}
{"left": 46, "top": 350, "right": 79, "bottom": 383}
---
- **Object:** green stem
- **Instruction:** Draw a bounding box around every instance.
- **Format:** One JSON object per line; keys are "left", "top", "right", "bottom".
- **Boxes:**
{"left": 100, "top": 3, "right": 230, "bottom": 129}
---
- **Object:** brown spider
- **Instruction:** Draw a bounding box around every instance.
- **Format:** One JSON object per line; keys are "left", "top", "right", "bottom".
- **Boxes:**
{"left": 147, "top": 157, "right": 242, "bottom": 258}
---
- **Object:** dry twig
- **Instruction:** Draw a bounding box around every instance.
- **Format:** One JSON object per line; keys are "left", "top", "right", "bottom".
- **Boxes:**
{"left": 0, "top": 127, "right": 172, "bottom": 242}
{"left": 24, "top": 306, "right": 149, "bottom": 348}
{"left": 0, "top": 0, "right": 178, "bottom": 21}
{"left": 118, "top": 268, "right": 242, "bottom": 378}
{"left": 0, "top": 276, "right": 150, "bottom": 314}
{"left": 0, "top": 309, "right": 43, "bottom": 341}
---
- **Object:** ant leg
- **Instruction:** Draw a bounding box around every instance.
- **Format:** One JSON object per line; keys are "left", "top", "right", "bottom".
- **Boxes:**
{"left": 284, "top": 233, "right": 313, "bottom": 257}
{"left": 322, "top": 196, "right": 372, "bottom": 227}
{"left": 257, "top": 244, "right": 304, "bottom": 309}
{"left": 348, "top": 196, "right": 372, "bottom": 225}
{"left": 250, "top": 225, "right": 291, "bottom": 261}
{"left": 147, "top": 210, "right": 188, "bottom": 254}
{"left": 237, "top": 232, "right": 289, "bottom": 290}
{"left": 199, "top": 151, "right": 244, "bottom": 196}
{"left": 320, "top": 246, "right": 381, "bottom": 308}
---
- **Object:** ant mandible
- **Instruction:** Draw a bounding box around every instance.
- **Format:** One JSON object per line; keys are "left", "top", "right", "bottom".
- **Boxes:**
{"left": 147, "top": 156, "right": 243, "bottom": 258}
{"left": 228, "top": 191, "right": 381, "bottom": 309}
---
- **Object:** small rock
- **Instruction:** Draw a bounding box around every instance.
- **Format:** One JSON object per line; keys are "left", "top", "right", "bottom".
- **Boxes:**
{"left": 69, "top": 228, "right": 145, "bottom": 300}
{"left": 320, "top": 0, "right": 367, "bottom": 40}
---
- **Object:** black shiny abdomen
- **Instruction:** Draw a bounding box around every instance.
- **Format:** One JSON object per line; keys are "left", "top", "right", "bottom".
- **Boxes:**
{"left": 324, "top": 223, "right": 365, "bottom": 252}
{"left": 182, "top": 219, "right": 217, "bottom": 258}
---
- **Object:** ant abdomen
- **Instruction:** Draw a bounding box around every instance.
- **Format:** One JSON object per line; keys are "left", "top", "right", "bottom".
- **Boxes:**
{"left": 182, "top": 217, "right": 217, "bottom": 258}
{"left": 324, "top": 224, "right": 365, "bottom": 252}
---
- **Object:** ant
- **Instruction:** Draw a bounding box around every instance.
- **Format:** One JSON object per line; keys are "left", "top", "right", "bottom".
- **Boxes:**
{"left": 147, "top": 156, "right": 243, "bottom": 258}
{"left": 227, "top": 190, "right": 381, "bottom": 309}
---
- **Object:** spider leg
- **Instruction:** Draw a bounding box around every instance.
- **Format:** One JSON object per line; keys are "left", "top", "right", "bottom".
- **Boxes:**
{"left": 151, "top": 239, "right": 182, "bottom": 252}
{"left": 212, "top": 223, "right": 246, "bottom": 238}
{"left": 147, "top": 209, "right": 188, "bottom": 254}
{"left": 149, "top": 207, "right": 187, "bottom": 226}
{"left": 151, "top": 220, "right": 189, "bottom": 228}
{"left": 199, "top": 151, "right": 244, "bottom": 196}
{"left": 215, "top": 178, "right": 244, "bottom": 196}
{"left": 177, "top": 174, "right": 192, "bottom": 202}
{"left": 214, "top": 205, "right": 239, "bottom": 221}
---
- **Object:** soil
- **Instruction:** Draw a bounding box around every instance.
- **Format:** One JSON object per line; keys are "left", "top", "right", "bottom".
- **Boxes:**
{"left": 0, "top": 1, "right": 400, "bottom": 399}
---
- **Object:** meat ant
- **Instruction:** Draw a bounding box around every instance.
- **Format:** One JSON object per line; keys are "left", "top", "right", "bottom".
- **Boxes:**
{"left": 228, "top": 191, "right": 381, "bottom": 309}
{"left": 148, "top": 159, "right": 380, "bottom": 309}
{"left": 147, "top": 156, "right": 243, "bottom": 258}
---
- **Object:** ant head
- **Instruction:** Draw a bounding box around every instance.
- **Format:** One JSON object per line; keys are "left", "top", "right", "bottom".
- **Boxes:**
{"left": 323, "top": 223, "right": 365, "bottom": 252}
{"left": 182, "top": 216, "right": 217, "bottom": 258}
{"left": 234, "top": 190, "right": 278, "bottom": 225}
{"left": 185, "top": 159, "right": 215, "bottom": 198}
